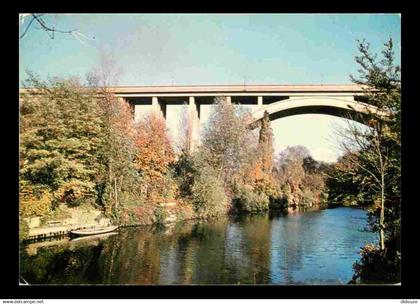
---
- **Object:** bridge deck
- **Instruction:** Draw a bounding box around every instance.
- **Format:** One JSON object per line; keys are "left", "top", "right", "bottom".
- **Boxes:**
{"left": 107, "top": 84, "right": 365, "bottom": 94}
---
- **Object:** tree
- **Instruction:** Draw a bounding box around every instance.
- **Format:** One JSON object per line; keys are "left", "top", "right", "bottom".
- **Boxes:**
{"left": 133, "top": 113, "right": 175, "bottom": 199}
{"left": 86, "top": 53, "right": 136, "bottom": 215}
{"left": 175, "top": 104, "right": 194, "bottom": 155}
{"left": 200, "top": 97, "right": 256, "bottom": 185}
{"left": 327, "top": 38, "right": 400, "bottom": 283}
{"left": 341, "top": 38, "right": 401, "bottom": 252}
{"left": 191, "top": 97, "right": 270, "bottom": 214}
{"left": 276, "top": 146, "right": 310, "bottom": 185}
{"left": 303, "top": 156, "right": 318, "bottom": 174}
{"left": 273, "top": 146, "right": 328, "bottom": 208}
{"left": 325, "top": 153, "right": 371, "bottom": 206}
{"left": 258, "top": 111, "right": 274, "bottom": 174}
{"left": 20, "top": 72, "right": 103, "bottom": 210}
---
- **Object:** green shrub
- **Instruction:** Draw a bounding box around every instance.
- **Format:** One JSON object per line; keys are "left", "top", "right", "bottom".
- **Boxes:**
{"left": 233, "top": 182, "right": 269, "bottom": 213}
{"left": 191, "top": 171, "right": 229, "bottom": 218}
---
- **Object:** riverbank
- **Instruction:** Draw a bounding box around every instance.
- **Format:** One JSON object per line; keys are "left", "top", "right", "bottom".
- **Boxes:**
{"left": 22, "top": 197, "right": 332, "bottom": 242}
{"left": 21, "top": 199, "right": 200, "bottom": 242}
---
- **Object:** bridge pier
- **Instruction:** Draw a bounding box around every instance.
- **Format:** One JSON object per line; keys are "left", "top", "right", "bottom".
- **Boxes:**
{"left": 188, "top": 96, "right": 200, "bottom": 153}
{"left": 152, "top": 96, "right": 166, "bottom": 120}
{"left": 258, "top": 96, "right": 263, "bottom": 108}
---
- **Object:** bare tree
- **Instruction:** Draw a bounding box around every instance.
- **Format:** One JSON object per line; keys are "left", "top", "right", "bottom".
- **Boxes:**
{"left": 87, "top": 50, "right": 123, "bottom": 88}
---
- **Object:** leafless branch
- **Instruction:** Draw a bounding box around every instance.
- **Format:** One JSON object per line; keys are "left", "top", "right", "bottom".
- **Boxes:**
{"left": 20, "top": 14, "right": 94, "bottom": 46}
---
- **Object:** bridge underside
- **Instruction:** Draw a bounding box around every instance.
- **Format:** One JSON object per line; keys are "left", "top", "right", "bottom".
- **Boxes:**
{"left": 265, "top": 105, "right": 372, "bottom": 125}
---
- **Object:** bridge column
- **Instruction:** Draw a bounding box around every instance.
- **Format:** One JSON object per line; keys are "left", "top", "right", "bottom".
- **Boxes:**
{"left": 189, "top": 96, "right": 200, "bottom": 153}
{"left": 257, "top": 96, "right": 263, "bottom": 109}
{"left": 152, "top": 96, "right": 159, "bottom": 115}
{"left": 226, "top": 96, "right": 232, "bottom": 104}
{"left": 152, "top": 96, "right": 166, "bottom": 120}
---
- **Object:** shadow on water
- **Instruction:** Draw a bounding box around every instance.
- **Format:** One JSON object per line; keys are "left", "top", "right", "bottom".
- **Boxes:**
{"left": 20, "top": 207, "right": 376, "bottom": 285}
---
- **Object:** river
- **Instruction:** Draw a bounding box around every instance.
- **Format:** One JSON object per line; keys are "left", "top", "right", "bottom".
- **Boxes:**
{"left": 19, "top": 206, "right": 377, "bottom": 285}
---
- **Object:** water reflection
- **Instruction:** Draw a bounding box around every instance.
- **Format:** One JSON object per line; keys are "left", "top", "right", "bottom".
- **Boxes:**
{"left": 20, "top": 207, "right": 376, "bottom": 285}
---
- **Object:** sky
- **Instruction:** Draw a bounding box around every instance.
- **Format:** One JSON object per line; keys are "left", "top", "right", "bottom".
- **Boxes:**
{"left": 19, "top": 14, "right": 401, "bottom": 162}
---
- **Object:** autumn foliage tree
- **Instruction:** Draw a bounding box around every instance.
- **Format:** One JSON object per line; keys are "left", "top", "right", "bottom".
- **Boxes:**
{"left": 133, "top": 113, "right": 175, "bottom": 201}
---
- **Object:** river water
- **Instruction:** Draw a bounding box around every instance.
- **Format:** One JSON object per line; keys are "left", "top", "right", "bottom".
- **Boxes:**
{"left": 19, "top": 206, "right": 377, "bottom": 285}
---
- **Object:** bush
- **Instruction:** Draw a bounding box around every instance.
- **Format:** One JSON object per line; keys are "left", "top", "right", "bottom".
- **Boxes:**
{"left": 191, "top": 170, "right": 229, "bottom": 218}
{"left": 174, "top": 201, "right": 196, "bottom": 221}
{"left": 154, "top": 206, "right": 169, "bottom": 224}
{"left": 351, "top": 243, "right": 401, "bottom": 284}
{"left": 300, "top": 188, "right": 316, "bottom": 207}
{"left": 233, "top": 182, "right": 269, "bottom": 213}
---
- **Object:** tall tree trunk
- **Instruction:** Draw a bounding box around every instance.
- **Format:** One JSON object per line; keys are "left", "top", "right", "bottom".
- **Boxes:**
{"left": 376, "top": 126, "right": 386, "bottom": 252}
{"left": 379, "top": 172, "right": 385, "bottom": 251}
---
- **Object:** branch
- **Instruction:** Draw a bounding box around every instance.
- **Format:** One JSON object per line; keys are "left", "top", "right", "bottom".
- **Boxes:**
{"left": 19, "top": 15, "right": 37, "bottom": 39}
{"left": 20, "top": 14, "right": 94, "bottom": 46}
{"left": 32, "top": 14, "right": 77, "bottom": 37}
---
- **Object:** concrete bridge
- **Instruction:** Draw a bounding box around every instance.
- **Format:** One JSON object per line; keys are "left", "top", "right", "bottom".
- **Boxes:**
{"left": 109, "top": 84, "right": 386, "bottom": 151}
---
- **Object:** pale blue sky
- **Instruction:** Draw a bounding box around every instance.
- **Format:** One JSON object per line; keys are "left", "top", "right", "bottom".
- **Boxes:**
{"left": 19, "top": 14, "right": 401, "bottom": 162}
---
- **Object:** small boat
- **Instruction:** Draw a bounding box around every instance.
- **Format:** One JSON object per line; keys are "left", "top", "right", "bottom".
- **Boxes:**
{"left": 70, "top": 225, "right": 119, "bottom": 236}
{"left": 70, "top": 231, "right": 118, "bottom": 242}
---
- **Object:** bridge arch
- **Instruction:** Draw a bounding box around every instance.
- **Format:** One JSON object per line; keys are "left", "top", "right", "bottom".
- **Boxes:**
{"left": 248, "top": 96, "right": 388, "bottom": 127}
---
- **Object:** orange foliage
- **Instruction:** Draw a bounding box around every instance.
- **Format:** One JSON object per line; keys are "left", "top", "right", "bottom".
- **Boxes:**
{"left": 242, "top": 158, "right": 277, "bottom": 196}
{"left": 111, "top": 97, "right": 137, "bottom": 140}
{"left": 134, "top": 113, "right": 175, "bottom": 198}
